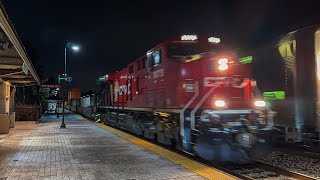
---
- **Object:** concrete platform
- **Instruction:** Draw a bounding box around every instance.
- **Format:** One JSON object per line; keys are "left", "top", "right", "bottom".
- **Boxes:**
{"left": 0, "top": 112, "right": 236, "bottom": 180}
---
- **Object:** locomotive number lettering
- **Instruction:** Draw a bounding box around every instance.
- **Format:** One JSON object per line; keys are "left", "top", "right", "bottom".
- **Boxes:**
{"left": 153, "top": 69, "right": 164, "bottom": 79}
{"left": 204, "top": 77, "right": 248, "bottom": 88}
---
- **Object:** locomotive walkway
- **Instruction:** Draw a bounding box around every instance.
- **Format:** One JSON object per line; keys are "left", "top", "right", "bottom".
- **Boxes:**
{"left": 0, "top": 112, "right": 235, "bottom": 180}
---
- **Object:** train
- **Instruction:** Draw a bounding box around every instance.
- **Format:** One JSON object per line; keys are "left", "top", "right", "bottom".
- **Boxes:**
{"left": 96, "top": 35, "right": 273, "bottom": 163}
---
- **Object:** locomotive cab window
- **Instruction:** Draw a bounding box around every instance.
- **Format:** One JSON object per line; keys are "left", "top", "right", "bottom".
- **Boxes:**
{"left": 147, "top": 50, "right": 161, "bottom": 67}
{"left": 129, "top": 65, "right": 134, "bottom": 74}
{"left": 153, "top": 50, "right": 161, "bottom": 66}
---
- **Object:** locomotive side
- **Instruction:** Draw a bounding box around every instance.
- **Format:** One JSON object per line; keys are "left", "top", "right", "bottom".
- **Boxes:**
{"left": 98, "top": 35, "right": 272, "bottom": 163}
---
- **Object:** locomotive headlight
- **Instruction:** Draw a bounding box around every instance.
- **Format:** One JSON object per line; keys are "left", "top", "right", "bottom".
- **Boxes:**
{"left": 218, "top": 58, "right": 228, "bottom": 64}
{"left": 218, "top": 58, "right": 229, "bottom": 71}
{"left": 218, "top": 63, "right": 228, "bottom": 70}
{"left": 215, "top": 100, "right": 226, "bottom": 107}
{"left": 254, "top": 100, "right": 266, "bottom": 107}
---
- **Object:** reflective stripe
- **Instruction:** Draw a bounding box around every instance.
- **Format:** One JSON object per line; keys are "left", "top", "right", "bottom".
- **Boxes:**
{"left": 190, "top": 84, "right": 218, "bottom": 130}
{"left": 180, "top": 81, "right": 199, "bottom": 136}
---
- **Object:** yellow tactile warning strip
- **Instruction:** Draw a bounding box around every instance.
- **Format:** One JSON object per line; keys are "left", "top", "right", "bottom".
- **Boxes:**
{"left": 82, "top": 118, "right": 237, "bottom": 180}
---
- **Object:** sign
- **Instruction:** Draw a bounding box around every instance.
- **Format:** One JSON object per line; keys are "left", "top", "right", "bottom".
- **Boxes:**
{"left": 263, "top": 91, "right": 286, "bottom": 100}
{"left": 66, "top": 76, "right": 72, "bottom": 82}
{"left": 41, "top": 84, "right": 60, "bottom": 88}
{"left": 238, "top": 56, "right": 253, "bottom": 64}
{"left": 22, "top": 62, "right": 28, "bottom": 75}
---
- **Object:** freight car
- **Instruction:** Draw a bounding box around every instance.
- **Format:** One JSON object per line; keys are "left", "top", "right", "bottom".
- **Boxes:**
{"left": 97, "top": 35, "right": 272, "bottom": 163}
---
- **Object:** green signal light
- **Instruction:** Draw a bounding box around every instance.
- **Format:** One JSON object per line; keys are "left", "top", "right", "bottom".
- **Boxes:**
{"left": 238, "top": 56, "right": 253, "bottom": 64}
{"left": 263, "top": 91, "right": 285, "bottom": 100}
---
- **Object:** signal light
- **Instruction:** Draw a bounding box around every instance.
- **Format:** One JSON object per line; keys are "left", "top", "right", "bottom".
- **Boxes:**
{"left": 218, "top": 58, "right": 228, "bottom": 71}
{"left": 215, "top": 100, "right": 226, "bottom": 107}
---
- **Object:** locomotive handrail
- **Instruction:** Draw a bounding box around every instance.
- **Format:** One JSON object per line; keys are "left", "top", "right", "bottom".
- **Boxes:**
{"left": 180, "top": 81, "right": 199, "bottom": 137}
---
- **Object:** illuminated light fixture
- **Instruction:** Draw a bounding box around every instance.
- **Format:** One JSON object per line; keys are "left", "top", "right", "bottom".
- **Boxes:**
{"left": 136, "top": 91, "right": 139, "bottom": 95}
{"left": 254, "top": 100, "right": 266, "bottom": 107}
{"left": 215, "top": 100, "right": 226, "bottom": 107}
{"left": 218, "top": 58, "right": 229, "bottom": 71}
{"left": 218, "top": 64, "right": 228, "bottom": 70}
{"left": 208, "top": 37, "right": 221, "bottom": 43}
{"left": 238, "top": 56, "right": 253, "bottom": 64}
{"left": 218, "top": 58, "right": 228, "bottom": 64}
{"left": 181, "top": 35, "right": 198, "bottom": 41}
{"left": 71, "top": 45, "right": 80, "bottom": 51}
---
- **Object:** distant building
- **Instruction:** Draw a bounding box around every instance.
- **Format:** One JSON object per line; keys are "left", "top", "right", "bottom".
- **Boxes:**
{"left": 67, "top": 88, "right": 81, "bottom": 105}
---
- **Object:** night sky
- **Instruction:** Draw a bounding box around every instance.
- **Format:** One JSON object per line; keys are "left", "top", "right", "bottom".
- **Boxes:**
{"left": 2, "top": 0, "right": 320, "bottom": 90}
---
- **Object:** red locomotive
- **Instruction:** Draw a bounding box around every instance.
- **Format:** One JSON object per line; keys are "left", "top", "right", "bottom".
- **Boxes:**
{"left": 98, "top": 35, "right": 272, "bottom": 163}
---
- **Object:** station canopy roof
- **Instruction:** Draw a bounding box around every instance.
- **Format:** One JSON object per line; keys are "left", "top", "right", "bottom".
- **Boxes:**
{"left": 0, "top": 3, "right": 40, "bottom": 86}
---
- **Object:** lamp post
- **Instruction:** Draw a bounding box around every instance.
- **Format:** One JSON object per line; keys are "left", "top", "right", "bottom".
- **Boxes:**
{"left": 61, "top": 42, "right": 80, "bottom": 129}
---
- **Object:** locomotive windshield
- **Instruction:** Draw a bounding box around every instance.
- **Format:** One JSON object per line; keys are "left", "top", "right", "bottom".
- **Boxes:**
{"left": 168, "top": 43, "right": 221, "bottom": 57}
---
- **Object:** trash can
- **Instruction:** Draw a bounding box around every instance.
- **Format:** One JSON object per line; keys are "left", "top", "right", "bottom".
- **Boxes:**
{"left": 0, "top": 114, "right": 10, "bottom": 134}
{"left": 8, "top": 112, "right": 15, "bottom": 128}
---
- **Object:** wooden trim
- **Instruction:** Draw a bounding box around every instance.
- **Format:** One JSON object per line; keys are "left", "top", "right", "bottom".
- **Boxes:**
{"left": 0, "top": 4, "right": 40, "bottom": 85}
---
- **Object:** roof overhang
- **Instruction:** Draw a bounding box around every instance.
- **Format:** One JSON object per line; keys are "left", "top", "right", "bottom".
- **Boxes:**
{"left": 0, "top": 3, "right": 40, "bottom": 86}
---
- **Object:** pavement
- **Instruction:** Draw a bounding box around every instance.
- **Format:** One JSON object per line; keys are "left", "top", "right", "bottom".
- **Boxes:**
{"left": 0, "top": 111, "right": 207, "bottom": 180}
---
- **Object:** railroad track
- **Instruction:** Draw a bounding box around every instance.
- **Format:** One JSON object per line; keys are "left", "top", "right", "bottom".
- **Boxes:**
{"left": 226, "top": 161, "right": 316, "bottom": 180}
{"left": 273, "top": 146, "right": 320, "bottom": 159}
{"left": 98, "top": 121, "right": 318, "bottom": 179}
{"left": 255, "top": 161, "right": 316, "bottom": 180}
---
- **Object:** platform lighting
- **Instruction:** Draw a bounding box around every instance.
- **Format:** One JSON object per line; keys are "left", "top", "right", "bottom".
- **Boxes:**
{"left": 71, "top": 45, "right": 80, "bottom": 51}
{"left": 60, "top": 42, "right": 81, "bottom": 129}
{"left": 208, "top": 37, "right": 221, "bottom": 43}
{"left": 254, "top": 100, "right": 266, "bottom": 107}
{"left": 181, "top": 35, "right": 198, "bottom": 41}
{"left": 215, "top": 100, "right": 226, "bottom": 107}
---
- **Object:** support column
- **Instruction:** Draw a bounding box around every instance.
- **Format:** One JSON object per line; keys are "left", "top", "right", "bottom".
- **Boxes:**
{"left": 0, "top": 81, "right": 10, "bottom": 114}
{"left": 0, "top": 81, "right": 10, "bottom": 134}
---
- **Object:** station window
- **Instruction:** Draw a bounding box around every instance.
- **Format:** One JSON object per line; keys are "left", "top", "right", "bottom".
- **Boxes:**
{"left": 129, "top": 65, "right": 134, "bottom": 74}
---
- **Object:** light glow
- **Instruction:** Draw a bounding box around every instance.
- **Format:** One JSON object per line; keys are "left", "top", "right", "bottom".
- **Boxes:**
{"left": 208, "top": 37, "right": 221, "bottom": 43}
{"left": 218, "top": 58, "right": 229, "bottom": 71}
{"left": 254, "top": 100, "right": 266, "bottom": 107}
{"left": 218, "top": 58, "right": 228, "bottom": 64}
{"left": 215, "top": 100, "right": 226, "bottom": 107}
{"left": 72, "top": 45, "right": 80, "bottom": 51}
{"left": 181, "top": 35, "right": 198, "bottom": 41}
{"left": 218, "top": 64, "right": 228, "bottom": 70}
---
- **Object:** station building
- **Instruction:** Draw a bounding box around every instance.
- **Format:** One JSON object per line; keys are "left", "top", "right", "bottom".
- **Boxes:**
{"left": 0, "top": 3, "right": 40, "bottom": 134}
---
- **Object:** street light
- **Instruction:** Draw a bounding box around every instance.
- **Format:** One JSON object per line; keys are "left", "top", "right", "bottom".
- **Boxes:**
{"left": 71, "top": 45, "right": 80, "bottom": 52}
{"left": 61, "top": 42, "right": 80, "bottom": 129}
